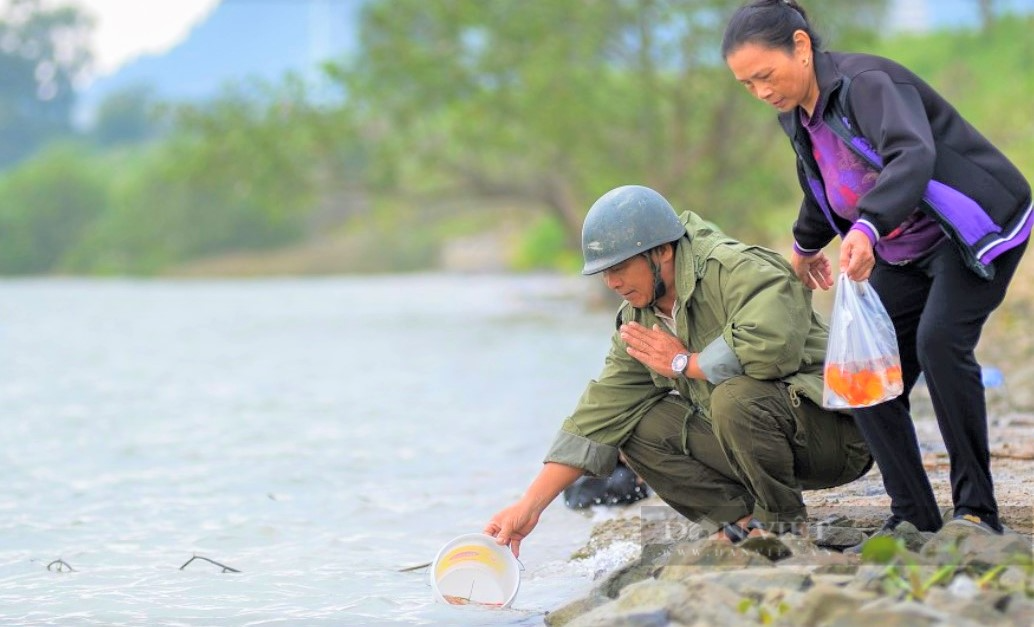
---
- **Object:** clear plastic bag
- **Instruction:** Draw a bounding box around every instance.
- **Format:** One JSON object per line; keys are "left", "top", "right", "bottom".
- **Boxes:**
{"left": 822, "top": 275, "right": 904, "bottom": 409}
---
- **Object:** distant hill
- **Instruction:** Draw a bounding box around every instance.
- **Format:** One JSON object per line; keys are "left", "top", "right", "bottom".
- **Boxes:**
{"left": 75, "top": 0, "right": 363, "bottom": 126}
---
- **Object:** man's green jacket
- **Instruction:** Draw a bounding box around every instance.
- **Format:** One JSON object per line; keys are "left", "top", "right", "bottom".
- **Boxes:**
{"left": 546, "top": 211, "right": 832, "bottom": 477}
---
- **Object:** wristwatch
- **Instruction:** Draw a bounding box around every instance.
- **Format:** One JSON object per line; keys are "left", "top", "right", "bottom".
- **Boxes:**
{"left": 670, "top": 352, "right": 690, "bottom": 378}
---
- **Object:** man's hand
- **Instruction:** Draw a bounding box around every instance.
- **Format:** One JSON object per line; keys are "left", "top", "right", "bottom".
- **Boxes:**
{"left": 840, "top": 229, "right": 875, "bottom": 281}
{"left": 620, "top": 322, "right": 688, "bottom": 378}
{"left": 789, "top": 249, "right": 833, "bottom": 291}
{"left": 484, "top": 500, "right": 541, "bottom": 558}
{"left": 484, "top": 463, "right": 583, "bottom": 557}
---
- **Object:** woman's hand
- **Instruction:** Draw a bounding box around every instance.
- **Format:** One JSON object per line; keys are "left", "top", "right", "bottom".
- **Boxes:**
{"left": 789, "top": 250, "right": 833, "bottom": 291}
{"left": 840, "top": 229, "right": 876, "bottom": 281}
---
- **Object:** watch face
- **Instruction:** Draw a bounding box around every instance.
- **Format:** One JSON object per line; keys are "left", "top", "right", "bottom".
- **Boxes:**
{"left": 671, "top": 353, "right": 689, "bottom": 374}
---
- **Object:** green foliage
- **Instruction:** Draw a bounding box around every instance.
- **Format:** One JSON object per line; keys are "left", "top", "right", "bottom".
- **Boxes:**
{"left": 861, "top": 536, "right": 959, "bottom": 601}
{"left": 91, "top": 84, "right": 164, "bottom": 148}
{"left": 861, "top": 532, "right": 1034, "bottom": 602}
{"left": 0, "top": 143, "right": 106, "bottom": 273}
{"left": 329, "top": 0, "right": 887, "bottom": 248}
{"left": 66, "top": 141, "right": 303, "bottom": 273}
{"left": 860, "top": 535, "right": 902, "bottom": 563}
{"left": 0, "top": 0, "right": 93, "bottom": 167}
{"left": 737, "top": 596, "right": 791, "bottom": 624}
{"left": 7, "top": 3, "right": 1034, "bottom": 276}
{"left": 512, "top": 215, "right": 582, "bottom": 272}
{"left": 866, "top": 14, "right": 1034, "bottom": 176}
{"left": 65, "top": 77, "right": 348, "bottom": 274}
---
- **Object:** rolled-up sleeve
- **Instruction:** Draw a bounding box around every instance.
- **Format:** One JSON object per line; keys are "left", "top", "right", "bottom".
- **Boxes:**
{"left": 697, "top": 335, "right": 745, "bottom": 384}
{"left": 544, "top": 328, "right": 667, "bottom": 476}
{"left": 544, "top": 430, "right": 620, "bottom": 478}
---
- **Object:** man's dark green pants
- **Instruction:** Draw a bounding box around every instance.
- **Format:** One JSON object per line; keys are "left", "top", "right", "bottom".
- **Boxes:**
{"left": 620, "top": 376, "right": 872, "bottom": 528}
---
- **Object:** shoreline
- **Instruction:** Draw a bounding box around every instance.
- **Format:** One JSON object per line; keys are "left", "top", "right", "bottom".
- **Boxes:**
{"left": 548, "top": 385, "right": 1034, "bottom": 625}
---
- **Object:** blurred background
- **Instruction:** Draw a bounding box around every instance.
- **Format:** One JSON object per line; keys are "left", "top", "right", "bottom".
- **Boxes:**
{"left": 0, "top": 0, "right": 1031, "bottom": 278}
{"left": 2, "top": 2, "right": 1034, "bottom": 623}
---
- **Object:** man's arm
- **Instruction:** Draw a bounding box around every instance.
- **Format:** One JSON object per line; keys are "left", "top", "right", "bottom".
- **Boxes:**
{"left": 486, "top": 324, "right": 664, "bottom": 557}
{"left": 484, "top": 462, "right": 584, "bottom": 557}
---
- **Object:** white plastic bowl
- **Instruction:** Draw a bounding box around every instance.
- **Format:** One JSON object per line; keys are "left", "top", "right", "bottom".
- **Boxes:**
{"left": 429, "top": 533, "right": 521, "bottom": 608}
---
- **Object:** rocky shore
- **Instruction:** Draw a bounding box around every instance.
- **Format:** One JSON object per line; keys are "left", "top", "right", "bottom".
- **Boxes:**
{"left": 547, "top": 380, "right": 1034, "bottom": 626}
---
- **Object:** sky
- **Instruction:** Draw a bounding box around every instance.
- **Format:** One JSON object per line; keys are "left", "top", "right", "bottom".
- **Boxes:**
{"left": 6, "top": 0, "right": 1034, "bottom": 83}
{"left": 2, "top": 0, "right": 221, "bottom": 79}
{"left": 74, "top": 0, "right": 220, "bottom": 77}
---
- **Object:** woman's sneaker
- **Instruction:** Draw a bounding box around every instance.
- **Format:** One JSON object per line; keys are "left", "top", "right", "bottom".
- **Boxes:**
{"left": 945, "top": 514, "right": 1002, "bottom": 534}
{"left": 919, "top": 514, "right": 1008, "bottom": 557}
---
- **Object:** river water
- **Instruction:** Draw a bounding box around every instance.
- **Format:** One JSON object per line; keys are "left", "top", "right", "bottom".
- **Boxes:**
{"left": 0, "top": 275, "right": 634, "bottom": 626}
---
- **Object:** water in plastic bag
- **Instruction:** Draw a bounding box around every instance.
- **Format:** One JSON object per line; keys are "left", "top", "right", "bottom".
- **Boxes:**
{"left": 823, "top": 275, "right": 904, "bottom": 409}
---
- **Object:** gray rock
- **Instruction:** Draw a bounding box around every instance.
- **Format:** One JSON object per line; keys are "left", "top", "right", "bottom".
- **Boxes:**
{"left": 957, "top": 534, "right": 1033, "bottom": 569}
{"left": 546, "top": 594, "right": 611, "bottom": 627}
{"left": 662, "top": 538, "right": 775, "bottom": 569}
{"left": 551, "top": 509, "right": 1034, "bottom": 627}
{"left": 777, "top": 534, "right": 825, "bottom": 556}
{"left": 640, "top": 542, "right": 676, "bottom": 571}
{"left": 1001, "top": 592, "right": 1034, "bottom": 625}
{"left": 776, "top": 536, "right": 860, "bottom": 573}
{"left": 567, "top": 606, "right": 670, "bottom": 627}
{"left": 811, "top": 525, "right": 869, "bottom": 550}
{"left": 571, "top": 517, "right": 645, "bottom": 561}
{"left": 562, "top": 579, "right": 681, "bottom": 627}
{"left": 548, "top": 544, "right": 675, "bottom": 626}
{"left": 840, "top": 598, "right": 986, "bottom": 627}
{"left": 997, "top": 566, "right": 1030, "bottom": 590}
{"left": 812, "top": 562, "right": 860, "bottom": 576}
{"left": 777, "top": 555, "right": 859, "bottom": 576}
{"left": 640, "top": 510, "right": 713, "bottom": 547}
{"left": 919, "top": 520, "right": 1017, "bottom": 559}
{"left": 773, "top": 583, "right": 876, "bottom": 626}
{"left": 666, "top": 579, "right": 755, "bottom": 625}
{"left": 761, "top": 585, "right": 806, "bottom": 612}
{"left": 809, "top": 573, "right": 857, "bottom": 587}
{"left": 846, "top": 564, "right": 893, "bottom": 593}
{"left": 565, "top": 579, "right": 737, "bottom": 627}
{"left": 595, "top": 560, "right": 658, "bottom": 599}
{"left": 923, "top": 587, "right": 1014, "bottom": 626}
{"left": 738, "top": 535, "right": 793, "bottom": 561}
{"left": 678, "top": 568, "right": 811, "bottom": 597}
{"left": 879, "top": 521, "right": 931, "bottom": 554}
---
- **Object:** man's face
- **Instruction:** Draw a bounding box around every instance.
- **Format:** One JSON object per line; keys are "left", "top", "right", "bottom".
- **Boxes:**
{"left": 601, "top": 254, "right": 655, "bottom": 308}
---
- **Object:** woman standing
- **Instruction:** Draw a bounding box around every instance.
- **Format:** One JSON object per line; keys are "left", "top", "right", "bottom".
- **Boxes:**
{"left": 721, "top": 0, "right": 1031, "bottom": 536}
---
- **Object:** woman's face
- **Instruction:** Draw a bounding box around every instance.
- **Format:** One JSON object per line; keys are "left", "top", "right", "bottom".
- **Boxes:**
{"left": 725, "top": 32, "right": 817, "bottom": 114}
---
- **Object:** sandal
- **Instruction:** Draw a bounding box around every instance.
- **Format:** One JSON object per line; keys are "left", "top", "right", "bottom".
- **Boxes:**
{"left": 720, "top": 517, "right": 765, "bottom": 543}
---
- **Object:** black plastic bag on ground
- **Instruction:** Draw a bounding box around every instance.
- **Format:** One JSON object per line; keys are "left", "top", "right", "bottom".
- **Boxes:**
{"left": 563, "top": 462, "right": 649, "bottom": 509}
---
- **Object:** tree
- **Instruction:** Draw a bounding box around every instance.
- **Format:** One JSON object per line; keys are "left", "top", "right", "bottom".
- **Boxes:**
{"left": 0, "top": 143, "right": 106, "bottom": 273}
{"left": 0, "top": 0, "right": 93, "bottom": 168}
{"left": 91, "top": 84, "right": 163, "bottom": 147}
{"left": 976, "top": 0, "right": 996, "bottom": 30}
{"left": 64, "top": 75, "right": 355, "bottom": 274}
{"left": 330, "top": 0, "right": 887, "bottom": 244}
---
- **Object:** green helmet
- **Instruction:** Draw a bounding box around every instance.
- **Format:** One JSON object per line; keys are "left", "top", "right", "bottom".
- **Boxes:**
{"left": 581, "top": 185, "right": 686, "bottom": 275}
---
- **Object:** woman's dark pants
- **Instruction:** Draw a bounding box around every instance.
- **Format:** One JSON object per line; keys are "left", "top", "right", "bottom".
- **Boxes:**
{"left": 854, "top": 240, "right": 1027, "bottom": 532}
